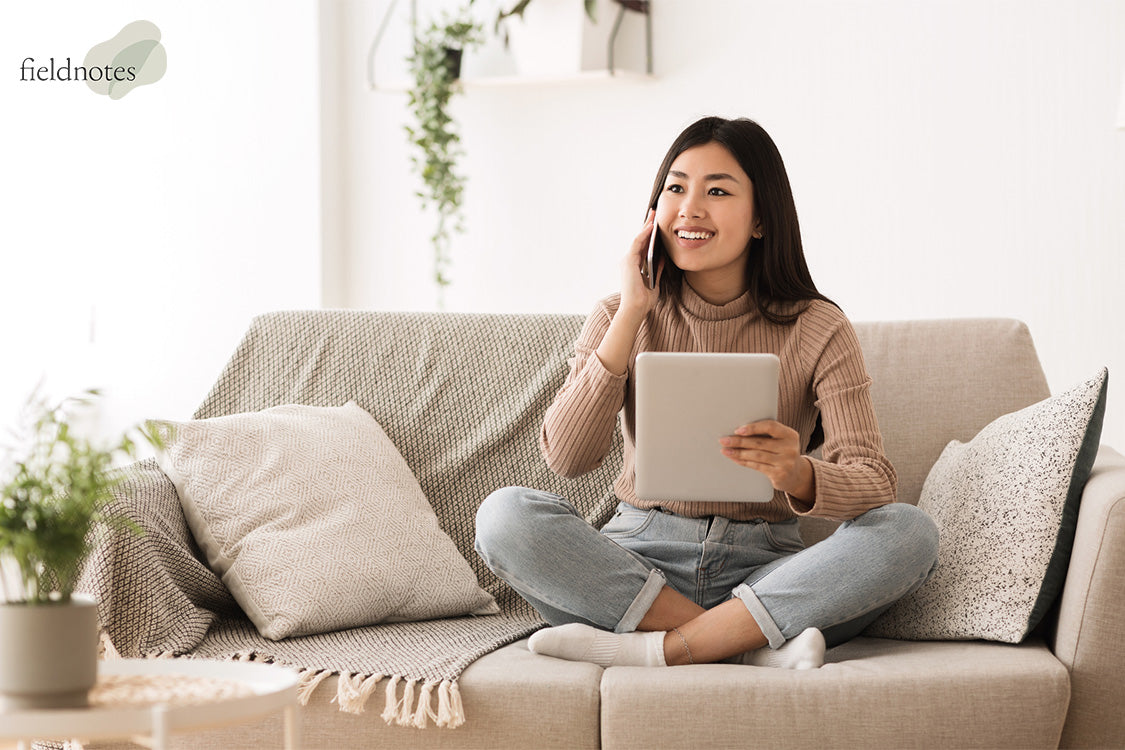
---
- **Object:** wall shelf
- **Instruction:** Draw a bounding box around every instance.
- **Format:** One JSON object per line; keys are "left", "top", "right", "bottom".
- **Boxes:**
{"left": 464, "top": 68, "right": 654, "bottom": 88}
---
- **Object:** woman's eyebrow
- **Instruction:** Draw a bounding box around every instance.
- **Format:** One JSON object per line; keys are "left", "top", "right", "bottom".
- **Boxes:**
{"left": 668, "top": 170, "right": 741, "bottom": 183}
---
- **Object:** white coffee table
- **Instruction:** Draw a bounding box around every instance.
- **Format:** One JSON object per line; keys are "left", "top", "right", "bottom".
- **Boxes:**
{"left": 0, "top": 658, "right": 300, "bottom": 749}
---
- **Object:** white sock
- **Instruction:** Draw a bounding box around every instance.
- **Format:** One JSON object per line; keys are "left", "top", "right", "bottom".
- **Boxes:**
{"left": 745, "top": 628, "right": 826, "bottom": 670}
{"left": 528, "top": 623, "right": 667, "bottom": 667}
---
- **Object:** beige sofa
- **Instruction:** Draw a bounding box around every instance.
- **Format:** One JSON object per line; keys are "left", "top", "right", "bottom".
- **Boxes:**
{"left": 91, "top": 312, "right": 1124, "bottom": 749}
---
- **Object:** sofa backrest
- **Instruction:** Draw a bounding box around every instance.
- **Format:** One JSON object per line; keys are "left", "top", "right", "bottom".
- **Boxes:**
{"left": 196, "top": 312, "right": 1050, "bottom": 560}
{"left": 194, "top": 310, "right": 617, "bottom": 608}
{"left": 853, "top": 318, "right": 1050, "bottom": 505}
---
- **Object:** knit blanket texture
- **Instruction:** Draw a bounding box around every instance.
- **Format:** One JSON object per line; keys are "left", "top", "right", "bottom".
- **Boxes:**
{"left": 78, "top": 310, "right": 623, "bottom": 729}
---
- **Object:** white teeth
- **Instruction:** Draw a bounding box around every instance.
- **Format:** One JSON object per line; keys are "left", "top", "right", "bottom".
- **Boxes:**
{"left": 676, "top": 230, "right": 714, "bottom": 240}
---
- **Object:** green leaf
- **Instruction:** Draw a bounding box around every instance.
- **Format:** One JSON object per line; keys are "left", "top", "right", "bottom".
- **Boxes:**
{"left": 1, "top": 390, "right": 157, "bottom": 603}
{"left": 403, "top": 6, "right": 483, "bottom": 290}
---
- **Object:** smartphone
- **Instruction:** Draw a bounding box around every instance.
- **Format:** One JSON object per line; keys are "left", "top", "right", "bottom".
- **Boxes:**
{"left": 643, "top": 212, "right": 663, "bottom": 290}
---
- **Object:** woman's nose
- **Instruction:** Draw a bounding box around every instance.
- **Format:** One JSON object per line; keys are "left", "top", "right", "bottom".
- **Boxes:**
{"left": 679, "top": 192, "right": 705, "bottom": 218}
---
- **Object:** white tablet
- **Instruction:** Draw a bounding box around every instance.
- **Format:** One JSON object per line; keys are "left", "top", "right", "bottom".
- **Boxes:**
{"left": 634, "top": 352, "right": 780, "bottom": 504}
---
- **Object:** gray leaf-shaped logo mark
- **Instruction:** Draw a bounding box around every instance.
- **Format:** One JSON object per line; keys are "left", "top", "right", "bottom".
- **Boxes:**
{"left": 85, "top": 20, "right": 166, "bottom": 100}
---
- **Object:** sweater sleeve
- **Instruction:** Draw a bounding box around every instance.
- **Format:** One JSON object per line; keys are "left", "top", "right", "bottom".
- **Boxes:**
{"left": 540, "top": 300, "right": 629, "bottom": 478}
{"left": 787, "top": 307, "right": 897, "bottom": 521}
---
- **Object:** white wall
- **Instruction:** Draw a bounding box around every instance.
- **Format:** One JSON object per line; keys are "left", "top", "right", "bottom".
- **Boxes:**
{"left": 332, "top": 0, "right": 1125, "bottom": 448}
{"left": 3, "top": 2, "right": 1121, "bottom": 452}
{"left": 1, "top": 2, "right": 321, "bottom": 441}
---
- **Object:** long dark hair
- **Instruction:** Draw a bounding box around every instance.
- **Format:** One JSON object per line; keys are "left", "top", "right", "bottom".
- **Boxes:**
{"left": 647, "top": 116, "right": 835, "bottom": 325}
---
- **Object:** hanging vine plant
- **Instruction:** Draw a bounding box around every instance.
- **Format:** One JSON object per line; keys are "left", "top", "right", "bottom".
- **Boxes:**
{"left": 405, "top": 10, "right": 483, "bottom": 300}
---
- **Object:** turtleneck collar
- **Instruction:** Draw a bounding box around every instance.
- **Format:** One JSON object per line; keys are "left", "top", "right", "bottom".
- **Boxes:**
{"left": 677, "top": 280, "right": 755, "bottom": 322}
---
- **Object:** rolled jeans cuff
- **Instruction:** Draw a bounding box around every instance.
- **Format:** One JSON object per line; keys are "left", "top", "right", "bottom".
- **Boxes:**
{"left": 732, "top": 583, "right": 785, "bottom": 649}
{"left": 615, "top": 568, "right": 666, "bottom": 634}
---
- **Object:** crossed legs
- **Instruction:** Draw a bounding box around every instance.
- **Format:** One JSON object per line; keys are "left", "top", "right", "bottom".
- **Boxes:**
{"left": 475, "top": 488, "right": 937, "bottom": 668}
{"left": 644, "top": 588, "right": 757, "bottom": 665}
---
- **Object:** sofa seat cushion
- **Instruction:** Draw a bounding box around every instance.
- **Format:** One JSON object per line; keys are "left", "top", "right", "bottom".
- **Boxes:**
{"left": 600, "top": 637, "right": 1068, "bottom": 750}
{"left": 147, "top": 640, "right": 603, "bottom": 750}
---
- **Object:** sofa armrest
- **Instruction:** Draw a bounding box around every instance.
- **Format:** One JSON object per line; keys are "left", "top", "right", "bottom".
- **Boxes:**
{"left": 1053, "top": 445, "right": 1125, "bottom": 748}
{"left": 77, "top": 459, "right": 238, "bottom": 657}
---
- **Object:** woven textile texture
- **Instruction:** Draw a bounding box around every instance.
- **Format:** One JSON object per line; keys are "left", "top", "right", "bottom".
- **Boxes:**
{"left": 152, "top": 402, "right": 499, "bottom": 640}
{"left": 78, "top": 310, "right": 623, "bottom": 727}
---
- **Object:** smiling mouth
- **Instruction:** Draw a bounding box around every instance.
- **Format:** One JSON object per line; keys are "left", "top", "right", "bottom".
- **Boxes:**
{"left": 675, "top": 230, "right": 714, "bottom": 241}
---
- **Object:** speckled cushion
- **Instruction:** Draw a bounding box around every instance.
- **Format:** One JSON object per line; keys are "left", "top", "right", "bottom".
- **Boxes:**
{"left": 867, "top": 368, "right": 1108, "bottom": 643}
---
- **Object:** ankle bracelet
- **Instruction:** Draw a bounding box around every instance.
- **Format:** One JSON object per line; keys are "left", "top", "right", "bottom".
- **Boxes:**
{"left": 671, "top": 627, "right": 694, "bottom": 664}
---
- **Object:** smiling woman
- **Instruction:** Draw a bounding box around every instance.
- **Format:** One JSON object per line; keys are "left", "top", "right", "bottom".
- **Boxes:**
{"left": 645, "top": 117, "right": 832, "bottom": 324}
{"left": 474, "top": 115, "right": 938, "bottom": 674}
{"left": 653, "top": 142, "right": 760, "bottom": 305}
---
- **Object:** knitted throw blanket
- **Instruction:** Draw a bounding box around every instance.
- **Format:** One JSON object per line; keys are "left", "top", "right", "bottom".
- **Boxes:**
{"left": 79, "top": 310, "right": 622, "bottom": 729}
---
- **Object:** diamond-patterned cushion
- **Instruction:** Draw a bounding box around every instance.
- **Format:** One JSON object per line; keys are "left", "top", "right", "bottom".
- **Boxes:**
{"left": 151, "top": 401, "right": 499, "bottom": 640}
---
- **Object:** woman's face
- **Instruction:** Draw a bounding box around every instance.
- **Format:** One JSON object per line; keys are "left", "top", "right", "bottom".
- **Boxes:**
{"left": 655, "top": 142, "right": 759, "bottom": 292}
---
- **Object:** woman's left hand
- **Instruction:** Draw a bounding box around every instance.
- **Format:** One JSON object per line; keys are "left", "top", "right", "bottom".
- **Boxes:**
{"left": 719, "top": 420, "right": 816, "bottom": 501}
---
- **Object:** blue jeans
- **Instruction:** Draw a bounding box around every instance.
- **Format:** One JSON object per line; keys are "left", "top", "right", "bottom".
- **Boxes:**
{"left": 474, "top": 489, "right": 939, "bottom": 648}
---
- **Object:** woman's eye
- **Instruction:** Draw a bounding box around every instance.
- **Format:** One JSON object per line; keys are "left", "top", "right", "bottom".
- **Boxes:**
{"left": 665, "top": 184, "right": 683, "bottom": 193}
{"left": 708, "top": 187, "right": 730, "bottom": 196}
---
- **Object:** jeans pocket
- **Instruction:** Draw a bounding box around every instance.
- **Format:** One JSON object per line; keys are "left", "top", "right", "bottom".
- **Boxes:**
{"left": 762, "top": 520, "right": 806, "bottom": 554}
{"left": 601, "top": 504, "right": 657, "bottom": 539}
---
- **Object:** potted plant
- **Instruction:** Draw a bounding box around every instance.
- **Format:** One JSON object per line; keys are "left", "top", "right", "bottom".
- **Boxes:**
{"left": 404, "top": 8, "right": 483, "bottom": 304}
{"left": 493, "top": 0, "right": 650, "bottom": 76}
{"left": 0, "top": 390, "right": 158, "bottom": 710}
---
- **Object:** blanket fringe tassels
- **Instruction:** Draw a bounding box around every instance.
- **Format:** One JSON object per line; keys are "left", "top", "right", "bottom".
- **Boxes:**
{"left": 107, "top": 635, "right": 469, "bottom": 731}
{"left": 335, "top": 671, "right": 384, "bottom": 713}
{"left": 97, "top": 633, "right": 469, "bottom": 730}
{"left": 411, "top": 679, "right": 439, "bottom": 728}
{"left": 361, "top": 673, "right": 465, "bottom": 729}
{"left": 296, "top": 668, "right": 334, "bottom": 705}
{"left": 380, "top": 674, "right": 402, "bottom": 723}
{"left": 396, "top": 678, "right": 417, "bottom": 725}
{"left": 439, "top": 679, "right": 465, "bottom": 728}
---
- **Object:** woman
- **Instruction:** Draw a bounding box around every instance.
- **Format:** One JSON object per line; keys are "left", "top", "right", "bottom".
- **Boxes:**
{"left": 475, "top": 116, "right": 938, "bottom": 669}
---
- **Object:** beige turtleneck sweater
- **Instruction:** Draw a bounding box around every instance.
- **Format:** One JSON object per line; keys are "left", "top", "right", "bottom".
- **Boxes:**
{"left": 540, "top": 285, "right": 896, "bottom": 522}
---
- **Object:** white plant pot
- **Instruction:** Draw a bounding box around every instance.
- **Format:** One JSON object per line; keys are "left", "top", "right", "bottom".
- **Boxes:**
{"left": 503, "top": 0, "right": 648, "bottom": 78}
{"left": 506, "top": 0, "right": 586, "bottom": 76}
{"left": 0, "top": 594, "right": 99, "bottom": 711}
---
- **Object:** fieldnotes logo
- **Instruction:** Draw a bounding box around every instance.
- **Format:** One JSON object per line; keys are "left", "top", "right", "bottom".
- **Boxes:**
{"left": 20, "top": 20, "right": 166, "bottom": 99}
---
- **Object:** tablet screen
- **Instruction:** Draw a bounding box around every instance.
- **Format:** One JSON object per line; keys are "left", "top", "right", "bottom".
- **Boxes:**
{"left": 634, "top": 352, "right": 779, "bottom": 503}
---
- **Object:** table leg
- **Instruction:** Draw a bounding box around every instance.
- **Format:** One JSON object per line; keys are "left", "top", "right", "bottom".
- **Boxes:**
{"left": 283, "top": 704, "right": 300, "bottom": 750}
{"left": 152, "top": 704, "right": 169, "bottom": 750}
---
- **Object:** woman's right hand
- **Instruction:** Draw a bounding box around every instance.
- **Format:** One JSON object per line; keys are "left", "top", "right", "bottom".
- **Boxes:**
{"left": 594, "top": 210, "right": 666, "bottom": 376}
{"left": 618, "top": 209, "right": 664, "bottom": 320}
